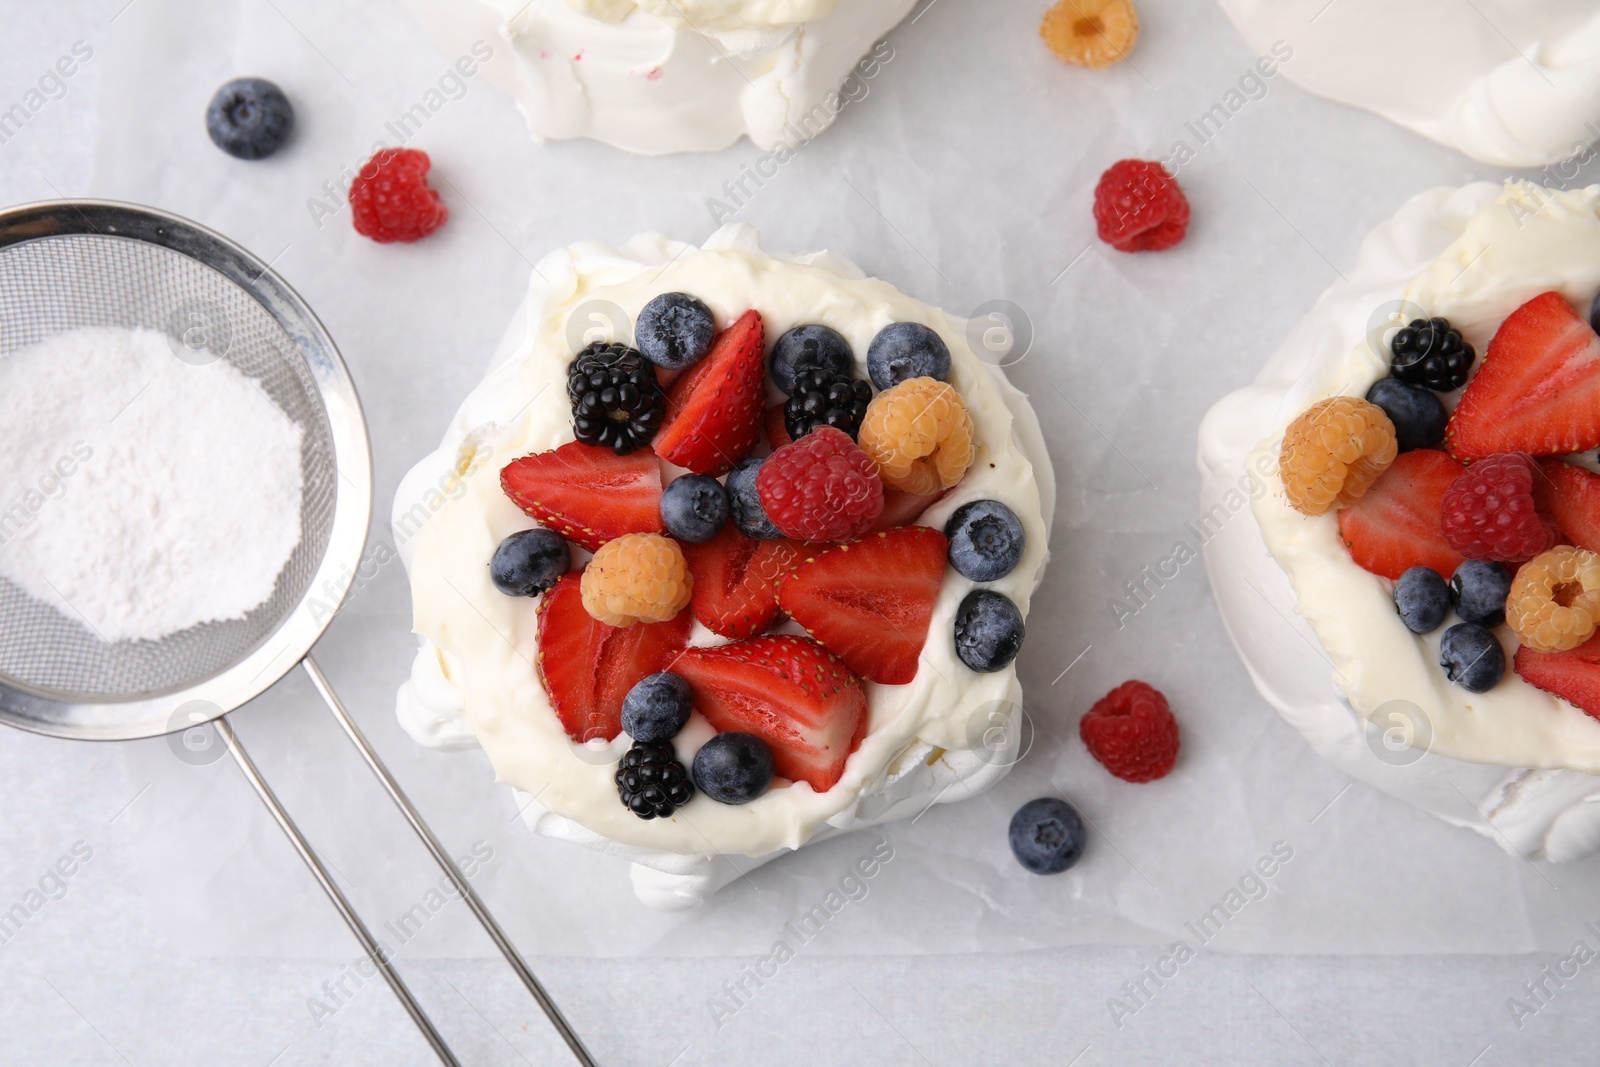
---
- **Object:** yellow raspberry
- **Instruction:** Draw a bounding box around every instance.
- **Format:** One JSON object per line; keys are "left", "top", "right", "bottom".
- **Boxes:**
{"left": 1278, "top": 397, "right": 1398, "bottom": 516}
{"left": 1041, "top": 0, "right": 1139, "bottom": 69}
{"left": 857, "top": 377, "right": 975, "bottom": 495}
{"left": 1508, "top": 546, "right": 1600, "bottom": 653}
{"left": 580, "top": 533, "right": 691, "bottom": 627}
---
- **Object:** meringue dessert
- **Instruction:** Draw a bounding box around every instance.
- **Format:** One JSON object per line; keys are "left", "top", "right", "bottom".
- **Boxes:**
{"left": 394, "top": 224, "right": 1053, "bottom": 908}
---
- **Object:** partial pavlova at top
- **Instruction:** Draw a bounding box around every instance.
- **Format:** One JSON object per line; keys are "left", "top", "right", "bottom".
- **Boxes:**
{"left": 567, "top": 0, "right": 841, "bottom": 28}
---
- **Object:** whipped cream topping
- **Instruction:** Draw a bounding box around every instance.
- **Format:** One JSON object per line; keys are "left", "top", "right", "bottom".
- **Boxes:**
{"left": 567, "top": 0, "right": 839, "bottom": 29}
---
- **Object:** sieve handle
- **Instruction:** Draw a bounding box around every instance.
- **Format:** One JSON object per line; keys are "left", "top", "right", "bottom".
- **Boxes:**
{"left": 215, "top": 714, "right": 463, "bottom": 1067}
{"left": 302, "top": 655, "right": 599, "bottom": 1067}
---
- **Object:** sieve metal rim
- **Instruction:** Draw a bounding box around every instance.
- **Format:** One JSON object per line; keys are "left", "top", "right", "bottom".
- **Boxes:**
{"left": 0, "top": 200, "right": 372, "bottom": 742}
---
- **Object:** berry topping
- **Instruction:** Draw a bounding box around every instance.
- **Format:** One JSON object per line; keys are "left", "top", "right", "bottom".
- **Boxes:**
{"left": 867, "top": 488, "right": 950, "bottom": 535}
{"left": 580, "top": 533, "right": 692, "bottom": 626}
{"left": 1447, "top": 292, "right": 1600, "bottom": 460}
{"left": 1390, "top": 317, "right": 1474, "bottom": 392}
{"left": 616, "top": 741, "right": 694, "bottom": 819}
{"left": 1394, "top": 566, "right": 1450, "bottom": 634}
{"left": 1440, "top": 452, "right": 1556, "bottom": 562}
{"left": 489, "top": 528, "right": 571, "bottom": 597}
{"left": 1008, "top": 797, "right": 1087, "bottom": 875}
{"left": 348, "top": 148, "right": 448, "bottom": 243}
{"left": 1438, "top": 623, "right": 1505, "bottom": 693}
{"left": 866, "top": 323, "right": 952, "bottom": 390}
{"left": 680, "top": 525, "right": 804, "bottom": 639}
{"left": 1513, "top": 631, "right": 1600, "bottom": 719}
{"left": 1451, "top": 560, "right": 1512, "bottom": 628}
{"left": 1534, "top": 458, "right": 1600, "bottom": 552}
{"left": 1041, "top": 0, "right": 1140, "bottom": 69}
{"left": 945, "top": 499, "right": 1026, "bottom": 582}
{"left": 757, "top": 427, "right": 886, "bottom": 543}
{"left": 692, "top": 732, "right": 775, "bottom": 805}
{"left": 858, "top": 377, "right": 975, "bottom": 495}
{"left": 205, "top": 78, "right": 294, "bottom": 160}
{"left": 1279, "top": 397, "right": 1398, "bottom": 516}
{"left": 1092, "top": 159, "right": 1189, "bottom": 253}
{"left": 660, "top": 473, "right": 729, "bottom": 544}
{"left": 567, "top": 341, "right": 667, "bottom": 455}
{"left": 621, "top": 671, "right": 693, "bottom": 743}
{"left": 1591, "top": 290, "right": 1600, "bottom": 336}
{"left": 672, "top": 635, "right": 868, "bottom": 793}
{"left": 1335, "top": 448, "right": 1466, "bottom": 580}
{"left": 501, "top": 441, "right": 665, "bottom": 553}
{"left": 653, "top": 309, "right": 766, "bottom": 476}
{"left": 726, "top": 456, "right": 783, "bottom": 540}
{"left": 1079, "top": 680, "right": 1179, "bottom": 783}
{"left": 636, "top": 292, "right": 717, "bottom": 371}
{"left": 953, "top": 589, "right": 1025, "bottom": 673}
{"left": 535, "top": 574, "right": 693, "bottom": 742}
{"left": 1507, "top": 546, "right": 1600, "bottom": 653}
{"left": 1365, "top": 378, "right": 1447, "bottom": 453}
{"left": 777, "top": 526, "right": 949, "bottom": 685}
{"left": 784, "top": 366, "right": 874, "bottom": 441}
{"left": 771, "top": 324, "right": 854, "bottom": 395}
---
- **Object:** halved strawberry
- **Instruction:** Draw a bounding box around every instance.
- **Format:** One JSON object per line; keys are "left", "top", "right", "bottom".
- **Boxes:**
{"left": 672, "top": 634, "right": 868, "bottom": 791}
{"left": 1336, "top": 448, "right": 1466, "bottom": 580}
{"left": 1536, "top": 458, "right": 1600, "bottom": 551}
{"left": 680, "top": 525, "right": 805, "bottom": 639}
{"left": 654, "top": 310, "right": 766, "bottom": 476}
{"left": 766, "top": 402, "right": 793, "bottom": 451}
{"left": 777, "top": 526, "right": 949, "bottom": 684}
{"left": 1515, "top": 632, "right": 1600, "bottom": 720}
{"left": 1448, "top": 292, "right": 1600, "bottom": 460}
{"left": 866, "top": 489, "right": 949, "bottom": 534}
{"left": 501, "top": 441, "right": 665, "bottom": 553}
{"left": 535, "top": 574, "right": 693, "bottom": 742}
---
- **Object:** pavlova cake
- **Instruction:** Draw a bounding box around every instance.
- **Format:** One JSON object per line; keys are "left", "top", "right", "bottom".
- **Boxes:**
{"left": 395, "top": 224, "right": 1052, "bottom": 908}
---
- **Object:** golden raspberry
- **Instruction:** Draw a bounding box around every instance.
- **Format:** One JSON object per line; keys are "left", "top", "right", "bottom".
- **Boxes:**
{"left": 1278, "top": 397, "right": 1398, "bottom": 516}
{"left": 1041, "top": 0, "right": 1139, "bottom": 69}
{"left": 580, "top": 533, "right": 691, "bottom": 627}
{"left": 1508, "top": 546, "right": 1600, "bottom": 653}
{"left": 857, "top": 377, "right": 975, "bottom": 495}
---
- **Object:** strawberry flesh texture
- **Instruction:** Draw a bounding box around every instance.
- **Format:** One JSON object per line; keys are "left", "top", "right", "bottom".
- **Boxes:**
{"left": 1515, "top": 632, "right": 1600, "bottom": 720}
{"left": 680, "top": 524, "right": 805, "bottom": 639}
{"left": 1535, "top": 458, "right": 1600, "bottom": 552}
{"left": 654, "top": 310, "right": 766, "bottom": 476}
{"left": 501, "top": 441, "right": 665, "bottom": 553}
{"left": 866, "top": 489, "right": 949, "bottom": 535}
{"left": 1336, "top": 448, "right": 1466, "bottom": 580}
{"left": 765, "top": 402, "right": 793, "bottom": 451}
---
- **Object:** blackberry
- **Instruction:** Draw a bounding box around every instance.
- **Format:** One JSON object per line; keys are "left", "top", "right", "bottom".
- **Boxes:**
{"left": 616, "top": 741, "right": 694, "bottom": 819}
{"left": 1389, "top": 317, "right": 1473, "bottom": 392}
{"left": 567, "top": 342, "right": 666, "bottom": 455}
{"left": 784, "top": 367, "right": 873, "bottom": 441}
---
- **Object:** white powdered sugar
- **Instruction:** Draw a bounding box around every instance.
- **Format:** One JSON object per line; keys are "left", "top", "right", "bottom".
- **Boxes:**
{"left": 0, "top": 326, "right": 304, "bottom": 643}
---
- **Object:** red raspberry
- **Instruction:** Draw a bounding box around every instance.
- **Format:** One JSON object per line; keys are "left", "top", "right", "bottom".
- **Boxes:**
{"left": 349, "top": 148, "right": 448, "bottom": 243}
{"left": 1092, "top": 159, "right": 1189, "bottom": 253}
{"left": 1440, "top": 452, "right": 1557, "bottom": 562}
{"left": 756, "top": 427, "right": 885, "bottom": 543}
{"left": 1080, "top": 680, "right": 1179, "bottom": 783}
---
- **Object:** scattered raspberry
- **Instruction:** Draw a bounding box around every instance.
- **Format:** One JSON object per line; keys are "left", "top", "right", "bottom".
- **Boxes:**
{"left": 580, "top": 533, "right": 692, "bottom": 626}
{"left": 1092, "top": 159, "right": 1188, "bottom": 253}
{"left": 857, "top": 377, "right": 975, "bottom": 496}
{"left": 1279, "top": 397, "right": 1398, "bottom": 516}
{"left": 756, "top": 427, "right": 884, "bottom": 543}
{"left": 1041, "top": 0, "right": 1140, "bottom": 70}
{"left": 1079, "top": 680, "right": 1179, "bottom": 783}
{"left": 349, "top": 148, "right": 448, "bottom": 243}
{"left": 1508, "top": 546, "right": 1600, "bottom": 653}
{"left": 1440, "top": 452, "right": 1557, "bottom": 562}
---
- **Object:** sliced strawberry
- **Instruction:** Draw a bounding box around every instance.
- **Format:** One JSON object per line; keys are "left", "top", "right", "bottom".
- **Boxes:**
{"left": 777, "top": 526, "right": 949, "bottom": 684}
{"left": 1536, "top": 458, "right": 1600, "bottom": 551}
{"left": 1515, "top": 632, "right": 1600, "bottom": 720}
{"left": 500, "top": 441, "right": 665, "bottom": 553}
{"left": 1448, "top": 292, "right": 1600, "bottom": 460}
{"left": 672, "top": 634, "right": 868, "bottom": 791}
{"left": 1336, "top": 449, "right": 1466, "bottom": 580}
{"left": 866, "top": 489, "right": 950, "bottom": 534}
{"left": 654, "top": 310, "right": 766, "bottom": 476}
{"left": 766, "top": 402, "right": 793, "bottom": 451}
{"left": 680, "top": 525, "right": 805, "bottom": 639}
{"left": 535, "top": 574, "right": 693, "bottom": 742}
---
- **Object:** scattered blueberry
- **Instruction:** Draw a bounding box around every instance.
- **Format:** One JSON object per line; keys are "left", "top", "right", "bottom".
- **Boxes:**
{"left": 1393, "top": 566, "right": 1450, "bottom": 634}
{"left": 692, "top": 732, "right": 775, "bottom": 805}
{"left": 726, "top": 457, "right": 782, "bottom": 540}
{"left": 954, "top": 589, "right": 1025, "bottom": 672}
{"left": 770, "top": 324, "right": 854, "bottom": 395}
{"left": 636, "top": 292, "right": 716, "bottom": 371}
{"left": 1451, "top": 560, "right": 1512, "bottom": 628}
{"left": 1439, "top": 623, "right": 1505, "bottom": 693}
{"left": 205, "top": 77, "right": 295, "bottom": 160}
{"left": 867, "top": 322, "right": 951, "bottom": 390}
{"left": 489, "top": 528, "right": 570, "bottom": 597}
{"left": 1008, "top": 797, "right": 1086, "bottom": 875}
{"left": 621, "top": 672, "right": 693, "bottom": 743}
{"left": 945, "top": 500, "right": 1026, "bottom": 582}
{"left": 661, "top": 474, "right": 729, "bottom": 544}
{"left": 1365, "top": 378, "right": 1447, "bottom": 452}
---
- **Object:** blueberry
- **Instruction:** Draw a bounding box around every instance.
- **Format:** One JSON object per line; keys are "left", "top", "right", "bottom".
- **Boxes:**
{"left": 1008, "top": 797, "right": 1086, "bottom": 875}
{"left": 867, "top": 322, "right": 951, "bottom": 390}
{"left": 954, "top": 589, "right": 1024, "bottom": 672}
{"left": 945, "top": 500, "right": 1026, "bottom": 582}
{"left": 1365, "top": 378, "right": 1447, "bottom": 452}
{"left": 205, "top": 78, "right": 295, "bottom": 160}
{"left": 661, "top": 474, "right": 729, "bottom": 544}
{"left": 1590, "top": 290, "right": 1600, "bottom": 336}
{"left": 1393, "top": 566, "right": 1450, "bottom": 634}
{"left": 726, "top": 457, "right": 782, "bottom": 540}
{"left": 1439, "top": 622, "right": 1505, "bottom": 693}
{"left": 770, "top": 324, "right": 854, "bottom": 395}
{"left": 1451, "top": 560, "right": 1512, "bottom": 628}
{"left": 637, "top": 292, "right": 716, "bottom": 371}
{"left": 692, "top": 732, "right": 775, "bottom": 805}
{"left": 489, "top": 529, "right": 570, "bottom": 597}
{"left": 621, "top": 672, "right": 693, "bottom": 743}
